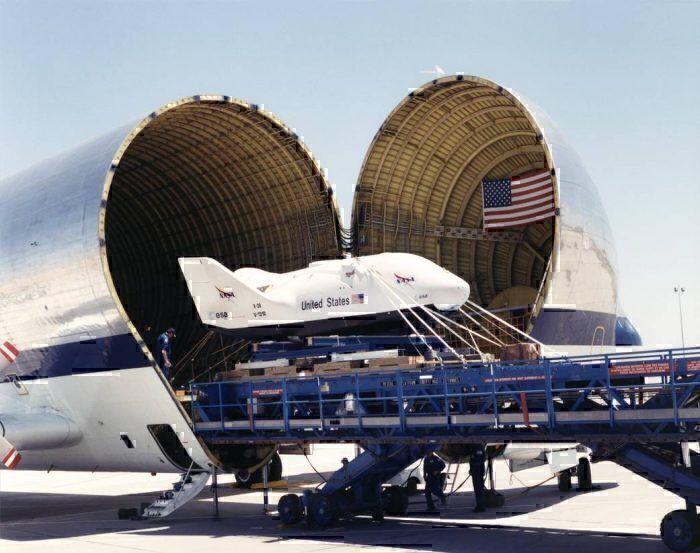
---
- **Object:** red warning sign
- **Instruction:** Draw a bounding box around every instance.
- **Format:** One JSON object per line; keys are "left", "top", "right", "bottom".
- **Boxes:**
{"left": 252, "top": 388, "right": 283, "bottom": 397}
{"left": 609, "top": 362, "right": 670, "bottom": 376}
{"left": 687, "top": 360, "right": 700, "bottom": 373}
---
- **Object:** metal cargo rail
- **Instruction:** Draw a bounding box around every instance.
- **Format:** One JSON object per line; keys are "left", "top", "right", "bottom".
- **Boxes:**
{"left": 191, "top": 346, "right": 700, "bottom": 444}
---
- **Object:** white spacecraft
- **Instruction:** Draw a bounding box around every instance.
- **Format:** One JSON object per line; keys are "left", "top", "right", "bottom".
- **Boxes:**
{"left": 178, "top": 252, "right": 470, "bottom": 338}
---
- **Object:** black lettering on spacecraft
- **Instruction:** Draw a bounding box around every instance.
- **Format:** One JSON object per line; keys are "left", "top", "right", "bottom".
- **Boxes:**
{"left": 301, "top": 297, "right": 351, "bottom": 310}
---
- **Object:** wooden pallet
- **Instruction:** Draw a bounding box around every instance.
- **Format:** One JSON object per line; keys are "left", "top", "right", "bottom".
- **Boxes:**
{"left": 214, "top": 354, "right": 426, "bottom": 381}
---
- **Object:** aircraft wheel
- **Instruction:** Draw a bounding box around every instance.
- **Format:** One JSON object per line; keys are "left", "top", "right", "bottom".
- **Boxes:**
{"left": 661, "top": 510, "right": 700, "bottom": 552}
{"left": 382, "top": 485, "right": 409, "bottom": 515}
{"left": 235, "top": 453, "right": 282, "bottom": 488}
{"left": 269, "top": 453, "right": 283, "bottom": 482}
{"left": 307, "top": 494, "right": 336, "bottom": 528}
{"left": 278, "top": 494, "right": 303, "bottom": 525}
{"left": 577, "top": 457, "right": 592, "bottom": 491}
{"left": 558, "top": 470, "right": 572, "bottom": 492}
{"left": 235, "top": 468, "right": 260, "bottom": 489}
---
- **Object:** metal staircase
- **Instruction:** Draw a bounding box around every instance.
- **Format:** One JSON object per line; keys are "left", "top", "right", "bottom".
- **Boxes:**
{"left": 141, "top": 469, "right": 210, "bottom": 519}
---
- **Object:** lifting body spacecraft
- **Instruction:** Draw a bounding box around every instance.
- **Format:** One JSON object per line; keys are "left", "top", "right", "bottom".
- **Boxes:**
{"left": 179, "top": 252, "right": 470, "bottom": 338}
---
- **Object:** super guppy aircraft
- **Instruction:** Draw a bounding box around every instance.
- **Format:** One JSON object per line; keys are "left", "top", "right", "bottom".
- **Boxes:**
{"left": 0, "top": 76, "right": 641, "bottom": 481}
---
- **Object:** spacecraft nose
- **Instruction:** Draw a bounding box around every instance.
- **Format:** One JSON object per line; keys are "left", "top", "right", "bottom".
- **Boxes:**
{"left": 453, "top": 276, "right": 470, "bottom": 304}
{"left": 434, "top": 272, "right": 470, "bottom": 311}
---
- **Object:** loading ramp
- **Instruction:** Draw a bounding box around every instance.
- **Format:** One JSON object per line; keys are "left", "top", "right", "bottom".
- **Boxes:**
{"left": 190, "top": 343, "right": 700, "bottom": 551}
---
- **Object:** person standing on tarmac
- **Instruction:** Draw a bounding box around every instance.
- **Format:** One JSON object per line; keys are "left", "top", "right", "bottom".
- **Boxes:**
{"left": 469, "top": 444, "right": 487, "bottom": 513}
{"left": 156, "top": 328, "right": 176, "bottom": 382}
{"left": 423, "top": 452, "right": 447, "bottom": 511}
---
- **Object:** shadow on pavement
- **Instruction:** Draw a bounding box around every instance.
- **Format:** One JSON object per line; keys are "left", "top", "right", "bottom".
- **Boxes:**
{"left": 0, "top": 479, "right": 634, "bottom": 551}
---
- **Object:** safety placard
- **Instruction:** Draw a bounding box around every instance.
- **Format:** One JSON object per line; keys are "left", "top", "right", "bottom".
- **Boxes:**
{"left": 609, "top": 362, "right": 670, "bottom": 376}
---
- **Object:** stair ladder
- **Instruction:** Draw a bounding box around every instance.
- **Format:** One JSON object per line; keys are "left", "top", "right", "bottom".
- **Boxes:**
{"left": 142, "top": 465, "right": 210, "bottom": 518}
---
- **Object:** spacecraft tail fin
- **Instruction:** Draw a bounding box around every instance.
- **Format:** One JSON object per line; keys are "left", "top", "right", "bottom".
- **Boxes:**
{"left": 178, "top": 257, "right": 264, "bottom": 325}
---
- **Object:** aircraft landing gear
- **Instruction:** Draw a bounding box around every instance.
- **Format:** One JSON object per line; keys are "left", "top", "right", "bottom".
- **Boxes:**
{"left": 235, "top": 453, "right": 283, "bottom": 489}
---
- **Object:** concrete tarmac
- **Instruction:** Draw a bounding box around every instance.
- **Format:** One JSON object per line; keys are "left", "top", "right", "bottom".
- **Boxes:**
{"left": 0, "top": 444, "right": 685, "bottom": 552}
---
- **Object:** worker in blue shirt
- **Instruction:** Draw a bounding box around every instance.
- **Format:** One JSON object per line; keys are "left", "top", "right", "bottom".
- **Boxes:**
{"left": 423, "top": 452, "right": 447, "bottom": 511}
{"left": 156, "top": 328, "right": 176, "bottom": 381}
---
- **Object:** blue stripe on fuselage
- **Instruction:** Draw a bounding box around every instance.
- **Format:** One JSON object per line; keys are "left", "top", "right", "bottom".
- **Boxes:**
{"left": 0, "top": 333, "right": 151, "bottom": 382}
{"left": 531, "top": 309, "right": 618, "bottom": 346}
{"left": 1, "top": 308, "right": 628, "bottom": 381}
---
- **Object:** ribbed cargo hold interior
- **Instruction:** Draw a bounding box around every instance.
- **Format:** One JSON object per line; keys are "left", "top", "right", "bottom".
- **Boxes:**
{"left": 352, "top": 77, "right": 555, "bottom": 334}
{"left": 104, "top": 99, "right": 342, "bottom": 367}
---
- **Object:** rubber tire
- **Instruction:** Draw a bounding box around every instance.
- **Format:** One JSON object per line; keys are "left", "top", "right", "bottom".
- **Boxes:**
{"left": 307, "top": 494, "right": 335, "bottom": 528}
{"left": 558, "top": 470, "right": 572, "bottom": 492}
{"left": 661, "top": 510, "right": 700, "bottom": 552}
{"left": 382, "top": 485, "right": 409, "bottom": 516}
{"left": 278, "top": 494, "right": 303, "bottom": 525}
{"left": 268, "top": 453, "right": 283, "bottom": 482}
{"left": 577, "top": 457, "right": 592, "bottom": 491}
{"left": 235, "top": 468, "right": 261, "bottom": 489}
{"left": 236, "top": 453, "right": 283, "bottom": 488}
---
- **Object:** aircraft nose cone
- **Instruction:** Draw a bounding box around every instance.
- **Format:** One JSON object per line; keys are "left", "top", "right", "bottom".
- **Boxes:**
{"left": 452, "top": 274, "right": 470, "bottom": 303}
{"left": 457, "top": 282, "right": 470, "bottom": 304}
{"left": 434, "top": 273, "right": 470, "bottom": 311}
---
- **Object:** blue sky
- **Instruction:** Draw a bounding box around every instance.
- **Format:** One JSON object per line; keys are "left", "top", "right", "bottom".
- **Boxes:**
{"left": 1, "top": 0, "right": 698, "bottom": 347}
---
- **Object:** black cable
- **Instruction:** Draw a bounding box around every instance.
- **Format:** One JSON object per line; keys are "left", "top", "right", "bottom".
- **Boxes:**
{"left": 400, "top": 458, "right": 424, "bottom": 486}
{"left": 303, "top": 451, "right": 328, "bottom": 486}
{"left": 446, "top": 471, "right": 472, "bottom": 496}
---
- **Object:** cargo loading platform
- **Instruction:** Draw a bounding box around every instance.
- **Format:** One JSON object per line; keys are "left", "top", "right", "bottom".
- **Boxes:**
{"left": 191, "top": 345, "right": 700, "bottom": 444}
{"left": 186, "top": 342, "right": 700, "bottom": 551}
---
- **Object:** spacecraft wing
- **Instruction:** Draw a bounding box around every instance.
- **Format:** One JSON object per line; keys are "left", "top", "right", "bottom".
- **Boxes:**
{"left": 178, "top": 257, "right": 282, "bottom": 329}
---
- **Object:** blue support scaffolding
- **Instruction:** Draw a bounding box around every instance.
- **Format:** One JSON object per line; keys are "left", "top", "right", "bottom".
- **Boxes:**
{"left": 190, "top": 344, "right": 700, "bottom": 546}
{"left": 192, "top": 346, "right": 700, "bottom": 444}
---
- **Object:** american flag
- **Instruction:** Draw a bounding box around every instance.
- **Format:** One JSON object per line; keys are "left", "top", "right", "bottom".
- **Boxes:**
{"left": 351, "top": 293, "right": 367, "bottom": 304}
{"left": 481, "top": 169, "right": 555, "bottom": 229}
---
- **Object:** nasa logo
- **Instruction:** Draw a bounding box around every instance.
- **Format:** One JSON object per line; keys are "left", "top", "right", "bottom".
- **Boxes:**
{"left": 216, "top": 286, "right": 235, "bottom": 301}
{"left": 394, "top": 273, "right": 415, "bottom": 285}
